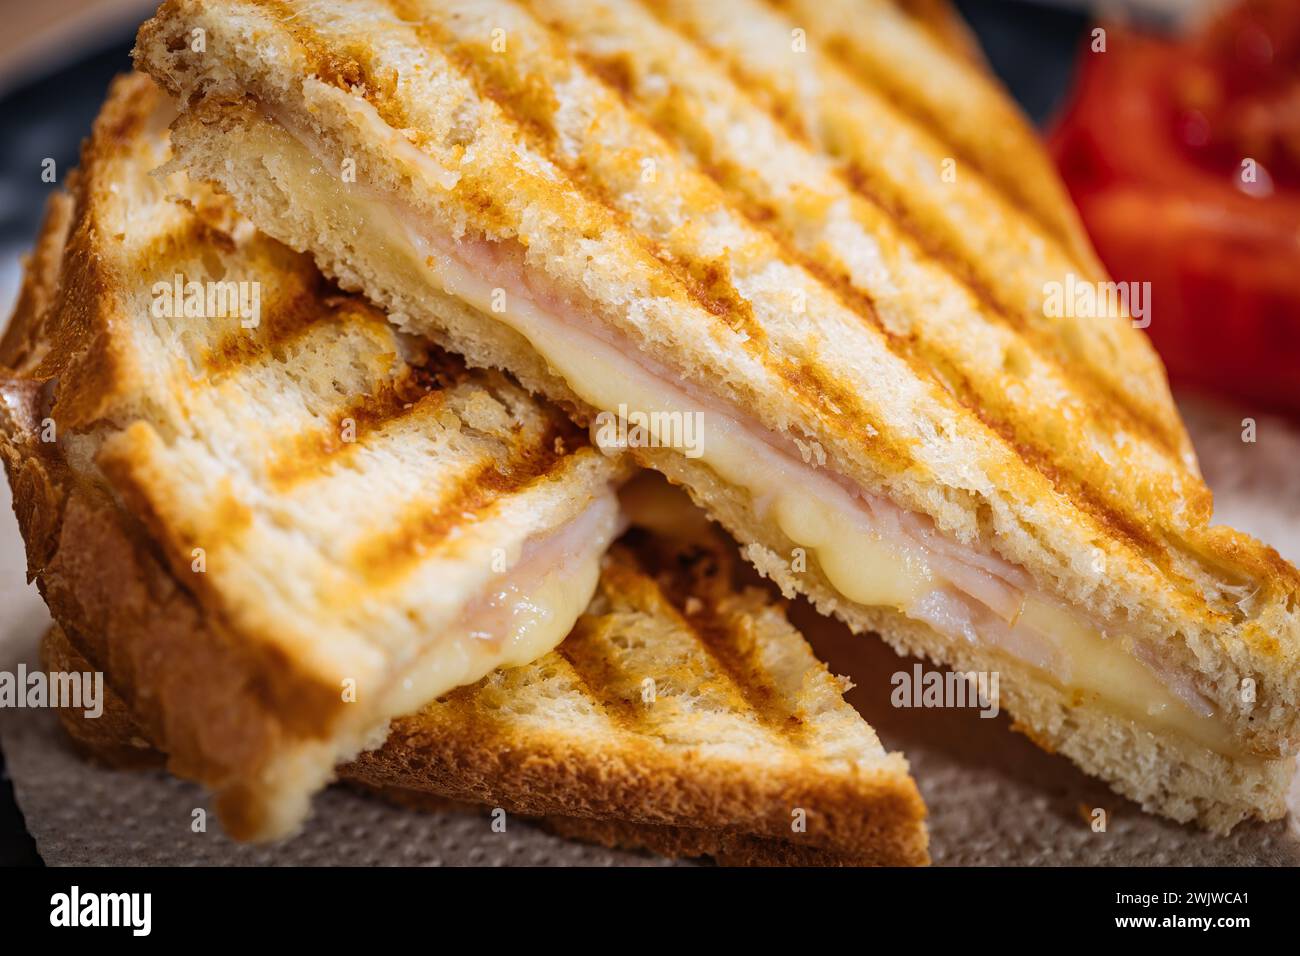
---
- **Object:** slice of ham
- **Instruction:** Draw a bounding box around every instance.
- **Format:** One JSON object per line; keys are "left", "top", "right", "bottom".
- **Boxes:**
{"left": 265, "top": 102, "right": 1217, "bottom": 727}
{"left": 400, "top": 198, "right": 1219, "bottom": 720}
{"left": 457, "top": 491, "right": 625, "bottom": 650}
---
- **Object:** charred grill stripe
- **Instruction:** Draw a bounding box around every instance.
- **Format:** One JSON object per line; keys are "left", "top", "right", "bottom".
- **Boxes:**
{"left": 553, "top": 616, "right": 647, "bottom": 733}
{"left": 638, "top": 0, "right": 1187, "bottom": 460}
{"left": 394, "top": 0, "right": 920, "bottom": 472}
{"left": 348, "top": 419, "right": 585, "bottom": 587}
{"left": 679, "top": 598, "right": 811, "bottom": 744}
{"left": 557, "top": 553, "right": 772, "bottom": 736}
{"left": 514, "top": 5, "right": 1197, "bottom": 570}
{"left": 263, "top": 371, "right": 453, "bottom": 489}
{"left": 240, "top": 4, "right": 1206, "bottom": 597}
{"left": 199, "top": 285, "right": 339, "bottom": 375}
{"left": 835, "top": 161, "right": 1186, "bottom": 458}
{"left": 763, "top": 0, "right": 1082, "bottom": 256}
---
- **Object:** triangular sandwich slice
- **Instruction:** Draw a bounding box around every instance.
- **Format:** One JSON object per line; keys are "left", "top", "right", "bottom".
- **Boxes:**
{"left": 45, "top": 503, "right": 931, "bottom": 866}
{"left": 136, "top": 0, "right": 1300, "bottom": 831}
{"left": 0, "top": 73, "right": 624, "bottom": 840}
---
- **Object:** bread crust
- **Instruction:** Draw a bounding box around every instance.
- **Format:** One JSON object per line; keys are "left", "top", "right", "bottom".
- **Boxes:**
{"left": 360, "top": 785, "right": 898, "bottom": 865}
{"left": 44, "top": 527, "right": 932, "bottom": 869}
{"left": 644, "top": 448, "right": 1298, "bottom": 833}
{"left": 130, "top": 0, "right": 1300, "bottom": 823}
{"left": 1, "top": 377, "right": 318, "bottom": 838}
{"left": 0, "top": 74, "right": 624, "bottom": 840}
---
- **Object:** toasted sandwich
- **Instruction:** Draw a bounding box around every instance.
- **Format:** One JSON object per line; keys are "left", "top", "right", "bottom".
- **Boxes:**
{"left": 0, "top": 73, "right": 625, "bottom": 840}
{"left": 135, "top": 0, "right": 1300, "bottom": 831}
{"left": 45, "top": 484, "right": 931, "bottom": 866}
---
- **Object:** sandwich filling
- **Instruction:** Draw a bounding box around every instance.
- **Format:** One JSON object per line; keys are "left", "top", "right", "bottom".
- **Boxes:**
{"left": 235, "top": 106, "right": 1240, "bottom": 758}
{"left": 377, "top": 489, "right": 624, "bottom": 719}
{"left": 256, "top": 487, "right": 622, "bottom": 836}
{"left": 433, "top": 281, "right": 1238, "bottom": 756}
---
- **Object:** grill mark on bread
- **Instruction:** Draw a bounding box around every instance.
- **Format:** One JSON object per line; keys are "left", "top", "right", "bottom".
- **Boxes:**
{"left": 394, "top": 3, "right": 776, "bottom": 354}
{"left": 890, "top": 0, "right": 984, "bottom": 62}
{"left": 131, "top": 211, "right": 232, "bottom": 269}
{"left": 551, "top": 615, "right": 645, "bottom": 732}
{"left": 761, "top": 0, "right": 1078, "bottom": 255}
{"left": 263, "top": 369, "right": 451, "bottom": 489}
{"left": 638, "top": 0, "right": 1187, "bottom": 462}
{"left": 207, "top": 487, "right": 256, "bottom": 548}
{"left": 259, "top": 0, "right": 764, "bottom": 351}
{"left": 837, "top": 163, "right": 1025, "bottom": 331}
{"left": 440, "top": 4, "right": 1201, "bottom": 568}
{"left": 657, "top": 1, "right": 1183, "bottom": 460}
{"left": 837, "top": 161, "right": 1186, "bottom": 458}
{"left": 534, "top": 3, "right": 1220, "bottom": 582}
{"left": 602, "top": 542, "right": 813, "bottom": 742}
{"left": 255, "top": 0, "right": 409, "bottom": 134}
{"left": 348, "top": 420, "right": 581, "bottom": 587}
{"left": 392, "top": 1, "right": 922, "bottom": 473}
{"left": 677, "top": 587, "right": 811, "bottom": 744}
{"left": 122, "top": 199, "right": 361, "bottom": 379}
{"left": 557, "top": 552, "right": 771, "bottom": 737}
{"left": 93, "top": 86, "right": 154, "bottom": 148}
{"left": 573, "top": 45, "right": 962, "bottom": 413}
{"left": 916, "top": 349, "right": 1178, "bottom": 562}
{"left": 252, "top": 0, "right": 920, "bottom": 477}
{"left": 818, "top": 34, "right": 1074, "bottom": 254}
{"left": 256, "top": 0, "right": 504, "bottom": 244}
{"left": 200, "top": 281, "right": 338, "bottom": 375}
{"left": 647, "top": 244, "right": 765, "bottom": 344}
{"left": 99, "top": 431, "right": 255, "bottom": 567}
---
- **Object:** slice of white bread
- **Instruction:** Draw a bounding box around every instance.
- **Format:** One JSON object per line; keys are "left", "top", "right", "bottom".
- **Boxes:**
{"left": 44, "top": 524, "right": 931, "bottom": 867}
{"left": 133, "top": 0, "right": 1300, "bottom": 831}
{"left": 0, "top": 74, "right": 625, "bottom": 840}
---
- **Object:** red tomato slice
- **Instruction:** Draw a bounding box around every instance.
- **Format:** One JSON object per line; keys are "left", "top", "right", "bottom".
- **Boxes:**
{"left": 1050, "top": 1, "right": 1300, "bottom": 416}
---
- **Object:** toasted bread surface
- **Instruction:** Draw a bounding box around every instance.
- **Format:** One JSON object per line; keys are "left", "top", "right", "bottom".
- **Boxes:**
{"left": 43, "top": 528, "right": 930, "bottom": 866}
{"left": 132, "top": 0, "right": 1300, "bottom": 828}
{"left": 347, "top": 535, "right": 928, "bottom": 863}
{"left": 0, "top": 74, "right": 623, "bottom": 839}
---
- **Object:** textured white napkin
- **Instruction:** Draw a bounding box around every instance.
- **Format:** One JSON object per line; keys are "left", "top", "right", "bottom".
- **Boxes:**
{"left": 2, "top": 395, "right": 1297, "bottom": 865}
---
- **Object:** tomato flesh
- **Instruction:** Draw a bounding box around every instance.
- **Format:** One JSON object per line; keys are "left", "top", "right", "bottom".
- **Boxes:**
{"left": 1050, "top": 0, "right": 1300, "bottom": 415}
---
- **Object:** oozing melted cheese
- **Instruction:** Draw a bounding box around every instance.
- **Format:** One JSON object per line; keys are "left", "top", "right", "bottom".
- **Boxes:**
{"left": 381, "top": 493, "right": 620, "bottom": 718}
{"left": 254, "top": 113, "right": 1237, "bottom": 756}
{"left": 526, "top": 322, "right": 1235, "bottom": 754}
{"left": 250, "top": 490, "right": 622, "bottom": 839}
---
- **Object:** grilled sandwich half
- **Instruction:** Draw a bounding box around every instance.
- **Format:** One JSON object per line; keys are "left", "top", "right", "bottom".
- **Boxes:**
{"left": 135, "top": 0, "right": 1300, "bottom": 831}
{"left": 0, "top": 74, "right": 626, "bottom": 840}
{"left": 44, "top": 490, "right": 930, "bottom": 866}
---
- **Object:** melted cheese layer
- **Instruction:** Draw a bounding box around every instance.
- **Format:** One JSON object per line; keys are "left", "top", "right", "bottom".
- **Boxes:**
{"left": 381, "top": 492, "right": 620, "bottom": 718}
{"left": 250, "top": 489, "right": 621, "bottom": 838}
{"left": 254, "top": 113, "right": 1236, "bottom": 757}
{"left": 522, "top": 318, "right": 1235, "bottom": 754}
